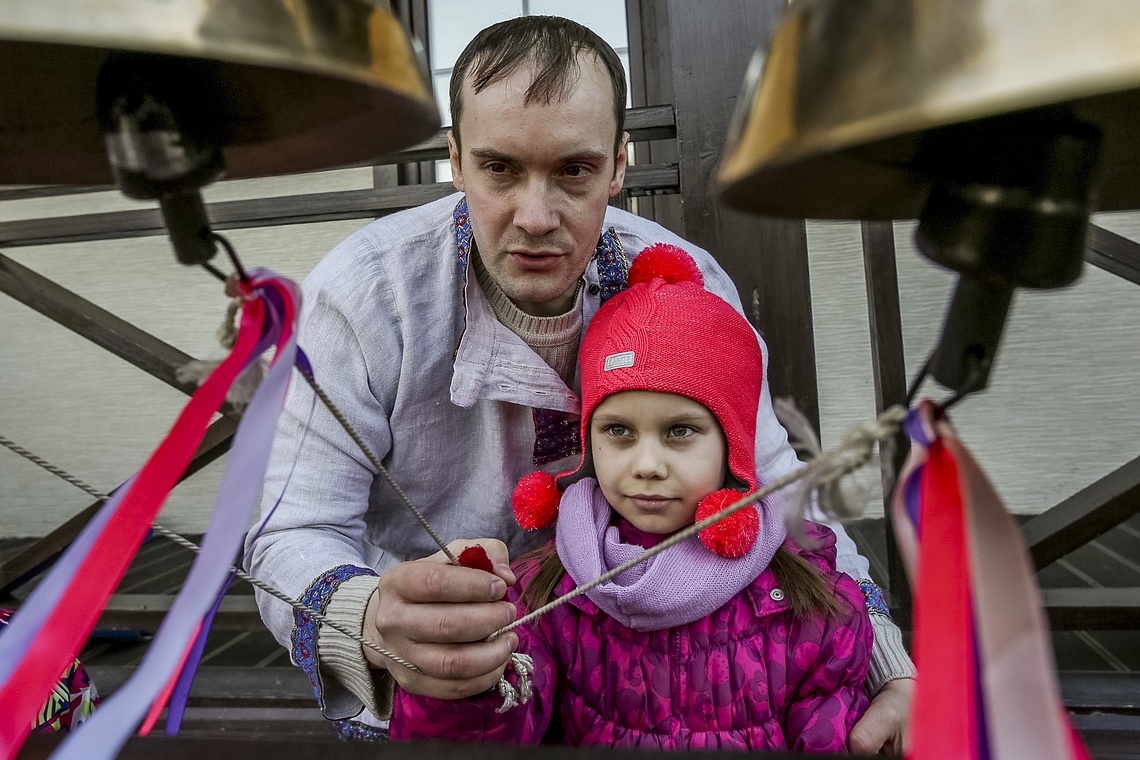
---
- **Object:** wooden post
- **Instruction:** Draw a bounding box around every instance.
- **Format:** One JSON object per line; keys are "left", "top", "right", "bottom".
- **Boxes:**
{"left": 861, "top": 220, "right": 912, "bottom": 615}
{"left": 660, "top": 0, "right": 820, "bottom": 433}
{"left": 625, "top": 0, "right": 683, "bottom": 233}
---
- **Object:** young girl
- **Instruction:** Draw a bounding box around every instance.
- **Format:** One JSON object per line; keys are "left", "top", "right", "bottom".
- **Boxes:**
{"left": 390, "top": 245, "right": 871, "bottom": 751}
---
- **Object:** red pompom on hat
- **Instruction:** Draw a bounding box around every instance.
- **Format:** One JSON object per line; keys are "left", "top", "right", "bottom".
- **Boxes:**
{"left": 696, "top": 489, "right": 760, "bottom": 558}
{"left": 512, "top": 471, "right": 562, "bottom": 530}
{"left": 511, "top": 243, "right": 767, "bottom": 558}
{"left": 628, "top": 242, "right": 704, "bottom": 287}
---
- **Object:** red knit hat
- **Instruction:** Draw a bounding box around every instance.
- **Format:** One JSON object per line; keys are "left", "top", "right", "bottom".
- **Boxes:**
{"left": 512, "top": 243, "right": 766, "bottom": 558}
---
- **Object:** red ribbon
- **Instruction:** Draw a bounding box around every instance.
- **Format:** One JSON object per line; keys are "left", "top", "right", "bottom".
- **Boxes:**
{"left": 0, "top": 298, "right": 264, "bottom": 755}
{"left": 910, "top": 439, "right": 979, "bottom": 760}
{"left": 898, "top": 403, "right": 1092, "bottom": 760}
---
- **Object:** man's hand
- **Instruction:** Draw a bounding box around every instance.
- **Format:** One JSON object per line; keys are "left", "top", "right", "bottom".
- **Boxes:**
{"left": 363, "top": 538, "right": 519, "bottom": 700}
{"left": 848, "top": 677, "right": 914, "bottom": 755}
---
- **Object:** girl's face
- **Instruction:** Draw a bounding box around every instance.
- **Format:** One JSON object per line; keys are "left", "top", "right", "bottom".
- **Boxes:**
{"left": 590, "top": 390, "right": 728, "bottom": 535}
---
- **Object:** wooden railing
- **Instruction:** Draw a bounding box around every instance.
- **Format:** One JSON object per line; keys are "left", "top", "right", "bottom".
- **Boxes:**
{"left": 0, "top": 104, "right": 678, "bottom": 603}
{"left": 860, "top": 220, "right": 1140, "bottom": 629}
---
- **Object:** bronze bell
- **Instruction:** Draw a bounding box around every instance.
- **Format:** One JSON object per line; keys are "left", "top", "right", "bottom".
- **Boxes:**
{"left": 718, "top": 0, "right": 1140, "bottom": 394}
{"left": 0, "top": 1, "right": 440, "bottom": 265}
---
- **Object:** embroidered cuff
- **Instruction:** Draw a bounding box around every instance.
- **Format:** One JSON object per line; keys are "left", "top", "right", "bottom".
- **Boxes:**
{"left": 291, "top": 564, "right": 378, "bottom": 721}
{"left": 319, "top": 573, "right": 399, "bottom": 721}
{"left": 866, "top": 614, "right": 916, "bottom": 696}
{"left": 856, "top": 578, "right": 891, "bottom": 620}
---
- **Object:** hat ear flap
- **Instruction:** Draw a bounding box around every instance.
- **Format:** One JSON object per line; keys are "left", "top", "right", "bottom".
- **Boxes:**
{"left": 512, "top": 471, "right": 563, "bottom": 530}
{"left": 696, "top": 489, "right": 759, "bottom": 558}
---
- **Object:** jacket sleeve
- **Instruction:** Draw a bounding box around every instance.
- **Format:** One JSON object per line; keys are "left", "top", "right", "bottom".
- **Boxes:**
{"left": 389, "top": 588, "right": 559, "bottom": 743}
{"left": 243, "top": 233, "right": 404, "bottom": 720}
{"left": 783, "top": 577, "right": 874, "bottom": 753}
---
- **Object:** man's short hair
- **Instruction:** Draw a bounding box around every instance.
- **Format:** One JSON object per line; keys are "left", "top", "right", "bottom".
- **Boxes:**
{"left": 449, "top": 15, "right": 627, "bottom": 158}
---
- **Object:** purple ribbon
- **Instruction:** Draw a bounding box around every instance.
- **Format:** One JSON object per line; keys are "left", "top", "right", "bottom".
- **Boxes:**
{"left": 51, "top": 272, "right": 301, "bottom": 759}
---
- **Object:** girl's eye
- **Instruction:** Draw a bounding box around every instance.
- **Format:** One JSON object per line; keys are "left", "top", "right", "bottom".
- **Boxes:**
{"left": 668, "top": 425, "right": 695, "bottom": 439}
{"left": 603, "top": 424, "right": 630, "bottom": 438}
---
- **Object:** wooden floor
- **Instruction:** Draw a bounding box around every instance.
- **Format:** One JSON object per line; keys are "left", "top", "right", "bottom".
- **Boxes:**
{"left": 4, "top": 514, "right": 1140, "bottom": 756}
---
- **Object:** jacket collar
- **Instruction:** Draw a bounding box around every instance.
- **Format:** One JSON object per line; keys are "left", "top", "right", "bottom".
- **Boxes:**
{"left": 448, "top": 197, "right": 627, "bottom": 420}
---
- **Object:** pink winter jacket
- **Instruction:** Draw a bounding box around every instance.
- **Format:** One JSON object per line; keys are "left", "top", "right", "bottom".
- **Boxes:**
{"left": 391, "top": 522, "right": 871, "bottom": 751}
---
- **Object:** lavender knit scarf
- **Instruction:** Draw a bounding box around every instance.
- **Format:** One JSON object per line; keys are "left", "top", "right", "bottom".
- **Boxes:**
{"left": 555, "top": 478, "right": 786, "bottom": 631}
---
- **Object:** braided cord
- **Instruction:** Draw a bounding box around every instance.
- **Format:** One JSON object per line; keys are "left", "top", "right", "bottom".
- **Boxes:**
{"left": 0, "top": 436, "right": 106, "bottom": 502}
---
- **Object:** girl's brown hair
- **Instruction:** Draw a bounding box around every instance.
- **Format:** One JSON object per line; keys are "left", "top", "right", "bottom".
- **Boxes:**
{"left": 518, "top": 538, "right": 846, "bottom": 620}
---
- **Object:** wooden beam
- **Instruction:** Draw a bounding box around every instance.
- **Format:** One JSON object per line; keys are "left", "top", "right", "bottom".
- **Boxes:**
{"left": 861, "top": 220, "right": 912, "bottom": 611}
{"left": 0, "top": 417, "right": 237, "bottom": 595}
{"left": 0, "top": 502, "right": 101, "bottom": 596}
{"left": 664, "top": 0, "right": 819, "bottom": 432}
{"left": 0, "top": 252, "right": 201, "bottom": 393}
{"left": 0, "top": 184, "right": 114, "bottom": 202}
{"left": 861, "top": 222, "right": 909, "bottom": 415}
{"left": 625, "top": 1, "right": 683, "bottom": 232}
{"left": 84, "top": 666, "right": 313, "bottom": 708}
{"left": 1023, "top": 453, "right": 1140, "bottom": 569}
{"left": 1087, "top": 224, "right": 1140, "bottom": 286}
{"left": 96, "top": 591, "right": 261, "bottom": 632}
{"left": 1059, "top": 671, "right": 1140, "bottom": 713}
{"left": 1043, "top": 587, "right": 1140, "bottom": 629}
{"left": 0, "top": 165, "right": 678, "bottom": 249}
{"left": 0, "top": 183, "right": 453, "bottom": 248}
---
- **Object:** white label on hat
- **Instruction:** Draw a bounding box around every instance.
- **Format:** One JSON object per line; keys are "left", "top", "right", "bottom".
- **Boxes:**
{"left": 604, "top": 351, "right": 635, "bottom": 371}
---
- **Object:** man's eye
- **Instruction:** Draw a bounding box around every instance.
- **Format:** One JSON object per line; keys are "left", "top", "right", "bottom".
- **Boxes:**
{"left": 564, "top": 165, "right": 590, "bottom": 177}
{"left": 487, "top": 162, "right": 508, "bottom": 173}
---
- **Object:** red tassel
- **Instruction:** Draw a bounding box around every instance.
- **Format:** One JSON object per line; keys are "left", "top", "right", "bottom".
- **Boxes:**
{"left": 457, "top": 545, "right": 495, "bottom": 574}
{"left": 696, "top": 489, "right": 759, "bottom": 558}
{"left": 512, "top": 471, "right": 562, "bottom": 530}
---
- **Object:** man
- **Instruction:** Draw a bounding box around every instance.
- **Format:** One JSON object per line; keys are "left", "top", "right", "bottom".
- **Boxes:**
{"left": 247, "top": 15, "right": 913, "bottom": 753}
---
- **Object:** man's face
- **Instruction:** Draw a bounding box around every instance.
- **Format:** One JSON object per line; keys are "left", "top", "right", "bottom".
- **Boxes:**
{"left": 449, "top": 55, "right": 628, "bottom": 317}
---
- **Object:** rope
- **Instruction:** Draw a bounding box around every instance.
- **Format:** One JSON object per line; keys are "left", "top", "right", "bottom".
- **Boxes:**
{"left": 299, "top": 371, "right": 458, "bottom": 566}
{"left": 0, "top": 433, "right": 419, "bottom": 672}
{"left": 212, "top": 276, "right": 454, "bottom": 564}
